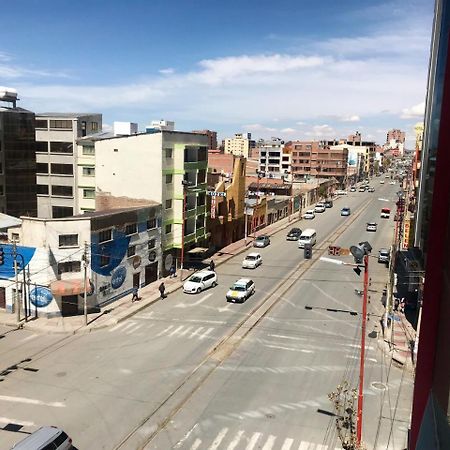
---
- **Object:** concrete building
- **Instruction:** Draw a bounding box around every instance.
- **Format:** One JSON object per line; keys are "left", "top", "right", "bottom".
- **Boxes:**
{"left": 94, "top": 130, "right": 209, "bottom": 273}
{"left": 193, "top": 129, "right": 217, "bottom": 150}
{"left": 35, "top": 113, "right": 102, "bottom": 219}
{"left": 258, "top": 137, "right": 291, "bottom": 180}
{"left": 0, "top": 205, "right": 161, "bottom": 317}
{"left": 0, "top": 100, "right": 37, "bottom": 217}
{"left": 387, "top": 129, "right": 406, "bottom": 145}
{"left": 145, "top": 119, "right": 175, "bottom": 132}
{"left": 224, "top": 133, "right": 252, "bottom": 158}
{"left": 113, "top": 121, "right": 138, "bottom": 136}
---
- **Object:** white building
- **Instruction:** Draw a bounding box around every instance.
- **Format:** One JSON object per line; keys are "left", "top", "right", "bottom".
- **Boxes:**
{"left": 258, "top": 138, "right": 291, "bottom": 181}
{"left": 145, "top": 119, "right": 175, "bottom": 132}
{"left": 224, "top": 133, "right": 252, "bottom": 158}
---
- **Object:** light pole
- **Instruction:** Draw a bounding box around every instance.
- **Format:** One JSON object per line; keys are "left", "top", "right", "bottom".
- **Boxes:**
{"left": 180, "top": 180, "right": 191, "bottom": 280}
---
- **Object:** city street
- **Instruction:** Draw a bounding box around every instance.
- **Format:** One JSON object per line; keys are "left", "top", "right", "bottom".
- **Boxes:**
{"left": 0, "top": 180, "right": 413, "bottom": 450}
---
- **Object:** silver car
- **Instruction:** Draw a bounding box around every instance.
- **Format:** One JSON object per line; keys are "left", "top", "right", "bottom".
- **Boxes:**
{"left": 253, "top": 235, "right": 270, "bottom": 248}
{"left": 226, "top": 278, "right": 256, "bottom": 303}
{"left": 242, "top": 253, "right": 262, "bottom": 269}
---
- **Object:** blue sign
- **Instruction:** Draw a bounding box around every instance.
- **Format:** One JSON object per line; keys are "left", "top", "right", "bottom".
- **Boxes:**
{"left": 29, "top": 287, "right": 53, "bottom": 308}
{"left": 111, "top": 266, "right": 127, "bottom": 289}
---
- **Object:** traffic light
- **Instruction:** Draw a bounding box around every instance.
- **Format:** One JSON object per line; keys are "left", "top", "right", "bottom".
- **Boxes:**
{"left": 304, "top": 243, "right": 312, "bottom": 259}
{"left": 0, "top": 247, "right": 4, "bottom": 265}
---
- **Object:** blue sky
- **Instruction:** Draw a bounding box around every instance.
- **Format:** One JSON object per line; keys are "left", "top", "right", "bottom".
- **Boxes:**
{"left": 1, "top": 0, "right": 434, "bottom": 147}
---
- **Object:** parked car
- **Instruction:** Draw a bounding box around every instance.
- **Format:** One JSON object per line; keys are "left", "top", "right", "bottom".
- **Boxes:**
{"left": 183, "top": 270, "right": 218, "bottom": 294}
{"left": 380, "top": 208, "right": 391, "bottom": 219}
{"left": 11, "top": 426, "right": 73, "bottom": 450}
{"left": 226, "top": 278, "right": 255, "bottom": 303}
{"left": 359, "top": 186, "right": 366, "bottom": 192}
{"left": 341, "top": 207, "right": 351, "bottom": 216}
{"left": 286, "top": 227, "right": 302, "bottom": 241}
{"left": 303, "top": 209, "right": 316, "bottom": 220}
{"left": 242, "top": 252, "right": 262, "bottom": 269}
{"left": 368, "top": 187, "right": 375, "bottom": 193}
{"left": 366, "top": 222, "right": 378, "bottom": 232}
{"left": 390, "top": 181, "right": 396, "bottom": 185}
{"left": 314, "top": 202, "right": 326, "bottom": 213}
{"left": 380, "top": 180, "right": 385, "bottom": 184}
{"left": 335, "top": 190, "right": 348, "bottom": 195}
{"left": 378, "top": 248, "right": 390, "bottom": 264}
{"left": 350, "top": 186, "right": 357, "bottom": 192}
{"left": 253, "top": 235, "right": 270, "bottom": 248}
{"left": 324, "top": 199, "right": 333, "bottom": 208}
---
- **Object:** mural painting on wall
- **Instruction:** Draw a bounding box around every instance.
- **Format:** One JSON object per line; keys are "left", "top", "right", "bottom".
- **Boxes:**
{"left": 29, "top": 286, "right": 53, "bottom": 308}
{"left": 0, "top": 244, "right": 36, "bottom": 279}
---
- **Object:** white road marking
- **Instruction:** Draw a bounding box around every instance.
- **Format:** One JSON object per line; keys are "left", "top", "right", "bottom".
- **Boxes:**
{"left": 156, "top": 325, "right": 174, "bottom": 336}
{"left": 190, "top": 438, "right": 202, "bottom": 450}
{"left": 176, "top": 292, "right": 213, "bottom": 308}
{"left": 268, "top": 334, "right": 307, "bottom": 341}
{"left": 281, "top": 438, "right": 294, "bottom": 450}
{"left": 346, "top": 355, "right": 378, "bottom": 363}
{"left": 245, "top": 432, "right": 262, "bottom": 450}
{"left": 217, "top": 305, "right": 231, "bottom": 312}
{"left": 110, "top": 322, "right": 129, "bottom": 332}
{"left": 169, "top": 325, "right": 185, "bottom": 337}
{"left": 0, "top": 395, "right": 65, "bottom": 408}
{"left": 19, "top": 334, "right": 37, "bottom": 343}
{"left": 265, "top": 344, "right": 313, "bottom": 353}
{"left": 124, "top": 323, "right": 143, "bottom": 335}
{"left": 199, "top": 327, "right": 214, "bottom": 340}
{"left": 174, "top": 423, "right": 198, "bottom": 449}
{"left": 262, "top": 434, "right": 276, "bottom": 449}
{"left": 227, "top": 430, "right": 244, "bottom": 450}
{"left": 0, "top": 416, "right": 35, "bottom": 427}
{"left": 189, "top": 327, "right": 204, "bottom": 339}
{"left": 209, "top": 427, "right": 228, "bottom": 449}
{"left": 178, "top": 326, "right": 195, "bottom": 337}
{"left": 298, "top": 442, "right": 312, "bottom": 450}
{"left": 134, "top": 311, "right": 154, "bottom": 320}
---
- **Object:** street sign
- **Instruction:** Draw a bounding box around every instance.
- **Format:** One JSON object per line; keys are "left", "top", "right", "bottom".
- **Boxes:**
{"left": 207, "top": 191, "right": 226, "bottom": 197}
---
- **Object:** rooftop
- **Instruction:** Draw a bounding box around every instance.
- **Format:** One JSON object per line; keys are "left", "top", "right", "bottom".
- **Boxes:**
{"left": 36, "top": 112, "right": 102, "bottom": 118}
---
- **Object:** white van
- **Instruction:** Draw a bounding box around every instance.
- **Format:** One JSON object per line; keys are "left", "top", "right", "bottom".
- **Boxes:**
{"left": 298, "top": 228, "right": 317, "bottom": 248}
{"left": 11, "top": 426, "right": 73, "bottom": 449}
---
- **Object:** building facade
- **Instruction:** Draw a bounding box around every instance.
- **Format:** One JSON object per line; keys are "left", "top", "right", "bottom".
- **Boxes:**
{"left": 224, "top": 133, "right": 252, "bottom": 158}
{"left": 193, "top": 129, "right": 218, "bottom": 150}
{"left": 35, "top": 113, "right": 102, "bottom": 219}
{"left": 258, "top": 137, "right": 291, "bottom": 180}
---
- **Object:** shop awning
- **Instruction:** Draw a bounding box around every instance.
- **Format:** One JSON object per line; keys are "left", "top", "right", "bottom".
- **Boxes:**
{"left": 50, "top": 279, "right": 92, "bottom": 296}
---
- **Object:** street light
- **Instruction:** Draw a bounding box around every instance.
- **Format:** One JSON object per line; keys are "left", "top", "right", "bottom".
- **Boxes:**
{"left": 180, "top": 180, "right": 192, "bottom": 280}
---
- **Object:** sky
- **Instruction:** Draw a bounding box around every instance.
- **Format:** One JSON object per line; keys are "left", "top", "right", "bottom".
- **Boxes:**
{"left": 0, "top": 0, "right": 434, "bottom": 148}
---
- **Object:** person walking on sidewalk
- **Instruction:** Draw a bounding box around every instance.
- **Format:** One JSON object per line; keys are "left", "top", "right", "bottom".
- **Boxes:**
{"left": 169, "top": 263, "right": 176, "bottom": 278}
{"left": 209, "top": 259, "right": 215, "bottom": 272}
{"left": 159, "top": 282, "right": 166, "bottom": 299}
{"left": 131, "top": 285, "right": 140, "bottom": 302}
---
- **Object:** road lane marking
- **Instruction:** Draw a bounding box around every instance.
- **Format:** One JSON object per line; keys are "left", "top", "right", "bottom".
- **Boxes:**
{"left": 175, "top": 292, "right": 213, "bottom": 308}
{"left": 245, "top": 432, "right": 262, "bottom": 450}
{"left": 298, "top": 442, "right": 312, "bottom": 450}
{"left": 178, "top": 326, "right": 194, "bottom": 337}
{"left": 174, "top": 423, "right": 199, "bottom": 449}
{"left": 189, "top": 327, "right": 204, "bottom": 339}
{"left": 209, "top": 427, "right": 228, "bottom": 449}
{"left": 227, "top": 430, "right": 244, "bottom": 450}
{"left": 265, "top": 344, "right": 313, "bottom": 353}
{"left": 199, "top": 327, "right": 214, "bottom": 340}
{"left": 0, "top": 416, "right": 35, "bottom": 427}
{"left": 156, "top": 325, "right": 174, "bottom": 336}
{"left": 190, "top": 438, "right": 202, "bottom": 450}
{"left": 281, "top": 438, "right": 294, "bottom": 450}
{"left": 0, "top": 395, "right": 65, "bottom": 408}
{"left": 169, "top": 325, "right": 185, "bottom": 337}
{"left": 262, "top": 434, "right": 276, "bottom": 449}
{"left": 268, "top": 334, "right": 307, "bottom": 341}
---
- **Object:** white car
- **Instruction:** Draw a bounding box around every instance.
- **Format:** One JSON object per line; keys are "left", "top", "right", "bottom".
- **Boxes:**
{"left": 390, "top": 181, "right": 395, "bottom": 185}
{"left": 183, "top": 270, "right": 218, "bottom": 294}
{"left": 226, "top": 278, "right": 255, "bottom": 303}
{"left": 303, "top": 209, "right": 315, "bottom": 220}
{"left": 366, "top": 222, "right": 378, "bottom": 232}
{"left": 242, "top": 252, "right": 262, "bottom": 269}
{"left": 335, "top": 190, "right": 348, "bottom": 195}
{"left": 314, "top": 203, "right": 326, "bottom": 213}
{"left": 380, "top": 180, "right": 385, "bottom": 184}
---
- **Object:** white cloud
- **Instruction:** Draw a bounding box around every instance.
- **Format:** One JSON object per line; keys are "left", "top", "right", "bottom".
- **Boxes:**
{"left": 401, "top": 102, "right": 425, "bottom": 118}
{"left": 341, "top": 115, "right": 360, "bottom": 122}
{"left": 159, "top": 68, "right": 175, "bottom": 75}
{"left": 304, "top": 124, "right": 336, "bottom": 138}
{"left": 243, "top": 123, "right": 277, "bottom": 133}
{"left": 280, "top": 127, "right": 296, "bottom": 133}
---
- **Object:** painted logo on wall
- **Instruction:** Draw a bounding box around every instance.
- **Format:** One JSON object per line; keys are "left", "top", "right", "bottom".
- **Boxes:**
{"left": 111, "top": 266, "right": 127, "bottom": 289}
{"left": 29, "top": 287, "right": 53, "bottom": 308}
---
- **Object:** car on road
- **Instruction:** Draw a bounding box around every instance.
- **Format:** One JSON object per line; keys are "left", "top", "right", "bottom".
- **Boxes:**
{"left": 314, "top": 202, "right": 326, "bottom": 213}
{"left": 359, "top": 186, "right": 366, "bottom": 192}
{"left": 390, "top": 181, "right": 396, "bottom": 185}
{"left": 366, "top": 222, "right": 378, "bottom": 232}
{"left": 335, "top": 190, "right": 348, "bottom": 195}
{"left": 341, "top": 207, "right": 351, "bottom": 216}
{"left": 368, "top": 187, "right": 375, "bottom": 193}
{"left": 303, "top": 209, "right": 315, "bottom": 220}
{"left": 380, "top": 180, "right": 385, "bottom": 184}
{"left": 324, "top": 199, "right": 333, "bottom": 208}
{"left": 242, "top": 252, "right": 262, "bottom": 269}
{"left": 350, "top": 186, "right": 357, "bottom": 192}
{"left": 380, "top": 207, "right": 391, "bottom": 219}
{"left": 378, "top": 248, "right": 390, "bottom": 264}
{"left": 286, "top": 227, "right": 302, "bottom": 240}
{"left": 183, "top": 270, "right": 218, "bottom": 294}
{"left": 253, "top": 235, "right": 270, "bottom": 248}
{"left": 11, "top": 426, "right": 73, "bottom": 450}
{"left": 226, "top": 278, "right": 255, "bottom": 303}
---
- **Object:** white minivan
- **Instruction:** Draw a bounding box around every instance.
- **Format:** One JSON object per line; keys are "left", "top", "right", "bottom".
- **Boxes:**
{"left": 298, "top": 228, "right": 317, "bottom": 248}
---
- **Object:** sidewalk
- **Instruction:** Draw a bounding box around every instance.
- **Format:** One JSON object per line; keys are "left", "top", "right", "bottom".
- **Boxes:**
{"left": 0, "top": 210, "right": 306, "bottom": 335}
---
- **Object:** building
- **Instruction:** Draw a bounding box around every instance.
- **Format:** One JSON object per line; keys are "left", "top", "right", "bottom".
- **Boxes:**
{"left": 0, "top": 98, "right": 37, "bottom": 218}
{"left": 94, "top": 130, "right": 209, "bottom": 273}
{"left": 35, "top": 113, "right": 102, "bottom": 219}
{"left": 113, "top": 121, "right": 138, "bottom": 136}
{"left": 413, "top": 122, "right": 424, "bottom": 202}
{"left": 145, "top": 119, "right": 175, "bottom": 132}
{"left": 193, "top": 129, "right": 218, "bottom": 150}
{"left": 409, "top": 0, "right": 450, "bottom": 448}
{"left": 224, "top": 133, "right": 252, "bottom": 159}
{"left": 387, "top": 129, "right": 406, "bottom": 145}
{"left": 0, "top": 205, "right": 162, "bottom": 317}
{"left": 258, "top": 137, "right": 291, "bottom": 180}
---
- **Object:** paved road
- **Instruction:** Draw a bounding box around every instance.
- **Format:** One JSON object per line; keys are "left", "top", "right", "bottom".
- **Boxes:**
{"left": 0, "top": 179, "right": 412, "bottom": 450}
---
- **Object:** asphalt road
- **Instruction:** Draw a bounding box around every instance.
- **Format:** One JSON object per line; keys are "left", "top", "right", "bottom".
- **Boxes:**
{"left": 0, "top": 178, "right": 413, "bottom": 450}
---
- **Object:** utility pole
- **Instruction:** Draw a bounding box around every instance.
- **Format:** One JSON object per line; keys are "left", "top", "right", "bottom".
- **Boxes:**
{"left": 180, "top": 181, "right": 188, "bottom": 280}
{"left": 82, "top": 241, "right": 89, "bottom": 326}
{"left": 12, "top": 239, "right": 20, "bottom": 324}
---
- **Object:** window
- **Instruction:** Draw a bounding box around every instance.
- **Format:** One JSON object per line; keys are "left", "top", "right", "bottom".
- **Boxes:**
{"left": 166, "top": 174, "right": 173, "bottom": 184}
{"left": 165, "top": 224, "right": 172, "bottom": 234}
{"left": 113, "top": 148, "right": 119, "bottom": 152}
{"left": 125, "top": 223, "right": 137, "bottom": 235}
{"left": 98, "top": 229, "right": 112, "bottom": 243}
{"left": 35, "top": 119, "right": 48, "bottom": 128}
{"left": 82, "top": 145, "right": 95, "bottom": 155}
{"left": 50, "top": 142, "right": 73, "bottom": 154}
{"left": 51, "top": 163, "right": 73, "bottom": 175}
{"left": 165, "top": 148, "right": 173, "bottom": 158}
{"left": 52, "top": 206, "right": 73, "bottom": 218}
{"left": 91, "top": 122, "right": 99, "bottom": 132}
{"left": 0, "top": 185, "right": 3, "bottom": 195}
{"left": 36, "top": 141, "right": 48, "bottom": 152}
{"left": 148, "top": 238, "right": 156, "bottom": 249}
{"left": 147, "top": 218, "right": 156, "bottom": 230}
{"left": 100, "top": 255, "right": 110, "bottom": 267}
{"left": 83, "top": 189, "right": 95, "bottom": 199}
{"left": 57, "top": 261, "right": 81, "bottom": 274}
{"left": 52, "top": 185, "right": 73, "bottom": 197}
{"left": 11, "top": 232, "right": 19, "bottom": 241}
{"left": 36, "top": 184, "right": 48, "bottom": 195}
{"left": 165, "top": 199, "right": 172, "bottom": 209}
{"left": 197, "top": 169, "right": 206, "bottom": 184}
{"left": 50, "top": 120, "right": 73, "bottom": 130}
{"left": 37, "top": 163, "right": 49, "bottom": 174}
{"left": 127, "top": 245, "right": 136, "bottom": 257}
{"left": 82, "top": 167, "right": 95, "bottom": 176}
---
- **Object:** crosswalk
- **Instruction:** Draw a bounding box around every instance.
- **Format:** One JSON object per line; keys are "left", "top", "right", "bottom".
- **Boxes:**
{"left": 174, "top": 427, "right": 343, "bottom": 450}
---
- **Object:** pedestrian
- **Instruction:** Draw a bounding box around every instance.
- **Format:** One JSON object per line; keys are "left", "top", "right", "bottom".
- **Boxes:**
{"left": 131, "top": 285, "right": 140, "bottom": 302}
{"left": 159, "top": 281, "right": 166, "bottom": 299}
{"left": 169, "top": 263, "right": 176, "bottom": 278}
{"left": 394, "top": 298, "right": 399, "bottom": 312}
{"left": 400, "top": 298, "right": 405, "bottom": 314}
{"left": 209, "top": 259, "right": 215, "bottom": 272}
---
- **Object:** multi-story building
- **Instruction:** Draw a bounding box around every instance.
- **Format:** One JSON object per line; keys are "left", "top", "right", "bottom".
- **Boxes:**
{"left": 193, "top": 129, "right": 217, "bottom": 150}
{"left": 258, "top": 137, "right": 291, "bottom": 180}
{"left": 413, "top": 122, "right": 424, "bottom": 200}
{"left": 289, "top": 140, "right": 348, "bottom": 184}
{"left": 94, "top": 130, "right": 209, "bottom": 273}
{"left": 0, "top": 88, "right": 37, "bottom": 218}
{"left": 387, "top": 129, "right": 406, "bottom": 145}
{"left": 145, "top": 119, "right": 175, "bottom": 132}
{"left": 224, "top": 133, "right": 252, "bottom": 158}
{"left": 35, "top": 113, "right": 102, "bottom": 219}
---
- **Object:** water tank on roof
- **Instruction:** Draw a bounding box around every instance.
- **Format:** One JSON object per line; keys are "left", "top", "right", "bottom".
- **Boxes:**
{"left": 0, "top": 86, "right": 18, "bottom": 102}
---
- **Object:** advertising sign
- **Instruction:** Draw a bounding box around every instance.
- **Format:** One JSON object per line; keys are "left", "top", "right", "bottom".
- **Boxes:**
{"left": 29, "top": 287, "right": 53, "bottom": 308}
